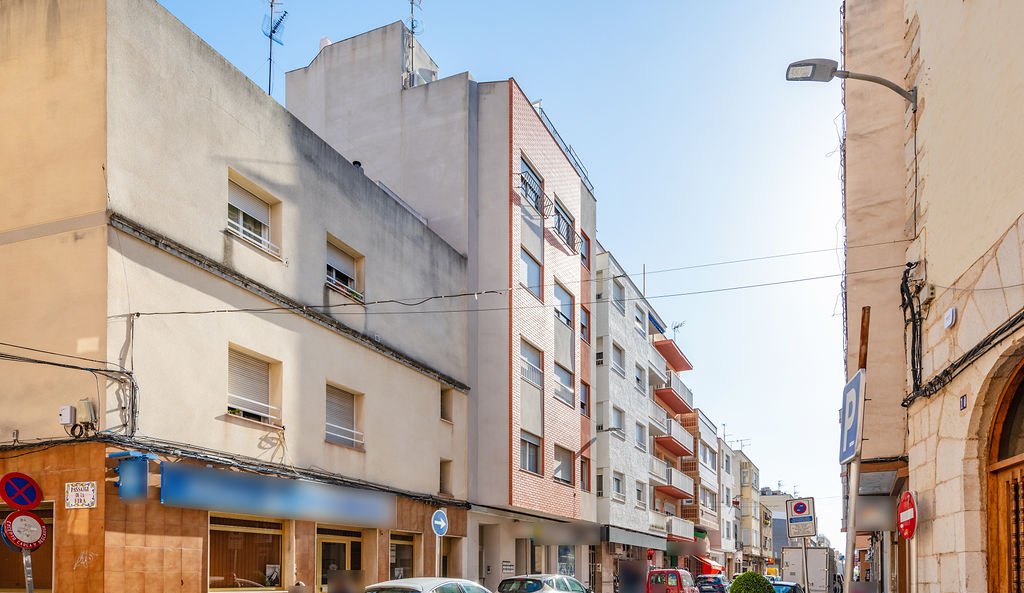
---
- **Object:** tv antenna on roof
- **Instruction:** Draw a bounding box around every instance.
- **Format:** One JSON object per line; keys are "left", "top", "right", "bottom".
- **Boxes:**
{"left": 671, "top": 321, "right": 685, "bottom": 340}
{"left": 262, "top": 0, "right": 289, "bottom": 94}
{"left": 405, "top": 0, "right": 422, "bottom": 87}
{"left": 730, "top": 438, "right": 751, "bottom": 450}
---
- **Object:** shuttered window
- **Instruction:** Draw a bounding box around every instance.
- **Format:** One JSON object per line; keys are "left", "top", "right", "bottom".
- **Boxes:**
{"left": 325, "top": 385, "right": 362, "bottom": 448}
{"left": 227, "top": 181, "right": 279, "bottom": 256}
{"left": 227, "top": 349, "right": 277, "bottom": 423}
{"left": 228, "top": 182, "right": 270, "bottom": 225}
{"left": 553, "top": 446, "right": 573, "bottom": 485}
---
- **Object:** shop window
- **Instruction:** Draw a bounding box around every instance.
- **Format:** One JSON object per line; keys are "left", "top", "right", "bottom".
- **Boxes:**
{"left": 390, "top": 532, "right": 416, "bottom": 579}
{"left": 209, "top": 515, "right": 283, "bottom": 590}
{"left": 557, "top": 546, "right": 576, "bottom": 577}
{"left": 0, "top": 504, "right": 52, "bottom": 591}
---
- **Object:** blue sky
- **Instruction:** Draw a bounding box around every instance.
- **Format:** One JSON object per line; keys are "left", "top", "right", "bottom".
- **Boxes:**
{"left": 159, "top": 0, "right": 846, "bottom": 547}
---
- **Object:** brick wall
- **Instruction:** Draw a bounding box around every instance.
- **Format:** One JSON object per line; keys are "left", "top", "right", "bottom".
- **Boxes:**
{"left": 508, "top": 79, "right": 585, "bottom": 519}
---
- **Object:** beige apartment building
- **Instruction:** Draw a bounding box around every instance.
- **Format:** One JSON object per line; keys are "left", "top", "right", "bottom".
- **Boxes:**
{"left": 841, "top": 1, "right": 1024, "bottom": 592}
{"left": 0, "top": 0, "right": 472, "bottom": 591}
{"left": 286, "top": 21, "right": 599, "bottom": 590}
{"left": 735, "top": 450, "right": 765, "bottom": 574}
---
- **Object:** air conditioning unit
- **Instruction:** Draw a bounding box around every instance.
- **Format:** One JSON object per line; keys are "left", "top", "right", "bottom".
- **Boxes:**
{"left": 682, "top": 499, "right": 694, "bottom": 505}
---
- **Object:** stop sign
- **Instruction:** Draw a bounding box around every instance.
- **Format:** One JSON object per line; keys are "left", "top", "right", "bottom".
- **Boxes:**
{"left": 897, "top": 491, "right": 917, "bottom": 539}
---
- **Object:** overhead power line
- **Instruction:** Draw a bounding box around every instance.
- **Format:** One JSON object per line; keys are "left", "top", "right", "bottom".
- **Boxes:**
{"left": 132, "top": 263, "right": 906, "bottom": 319}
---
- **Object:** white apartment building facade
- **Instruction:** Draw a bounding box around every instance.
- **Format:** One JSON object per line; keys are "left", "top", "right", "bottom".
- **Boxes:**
{"left": 287, "top": 22, "right": 599, "bottom": 590}
{"left": 0, "top": 1, "right": 472, "bottom": 590}
{"left": 718, "top": 439, "right": 741, "bottom": 578}
{"left": 591, "top": 250, "right": 698, "bottom": 591}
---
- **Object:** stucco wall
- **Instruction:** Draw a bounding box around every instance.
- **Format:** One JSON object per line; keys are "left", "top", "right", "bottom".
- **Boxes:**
{"left": 0, "top": 0, "right": 110, "bottom": 441}
{"left": 286, "top": 22, "right": 473, "bottom": 256}
{"left": 842, "top": 0, "right": 913, "bottom": 460}
{"left": 594, "top": 252, "right": 658, "bottom": 534}
{"left": 104, "top": 0, "right": 468, "bottom": 385}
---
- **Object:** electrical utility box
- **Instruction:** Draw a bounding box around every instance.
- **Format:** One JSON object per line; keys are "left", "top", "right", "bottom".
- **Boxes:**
{"left": 782, "top": 546, "right": 836, "bottom": 593}
{"left": 58, "top": 405, "right": 77, "bottom": 426}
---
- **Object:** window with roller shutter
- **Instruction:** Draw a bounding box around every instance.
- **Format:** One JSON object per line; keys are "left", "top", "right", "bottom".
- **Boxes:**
{"left": 326, "top": 242, "right": 363, "bottom": 301}
{"left": 227, "top": 181, "right": 279, "bottom": 256}
{"left": 227, "top": 349, "right": 278, "bottom": 424}
{"left": 325, "top": 385, "right": 362, "bottom": 448}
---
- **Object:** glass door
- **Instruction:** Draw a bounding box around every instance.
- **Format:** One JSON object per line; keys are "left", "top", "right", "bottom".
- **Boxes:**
{"left": 317, "top": 533, "right": 363, "bottom": 593}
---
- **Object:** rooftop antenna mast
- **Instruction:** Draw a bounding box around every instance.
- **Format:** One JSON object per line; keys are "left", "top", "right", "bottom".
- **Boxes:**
{"left": 730, "top": 438, "right": 751, "bottom": 450}
{"left": 262, "top": 0, "right": 288, "bottom": 94}
{"left": 406, "top": 0, "right": 422, "bottom": 87}
{"left": 671, "top": 321, "right": 685, "bottom": 341}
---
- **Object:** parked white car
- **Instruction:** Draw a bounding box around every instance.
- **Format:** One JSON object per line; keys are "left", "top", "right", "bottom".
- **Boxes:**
{"left": 367, "top": 578, "right": 495, "bottom": 593}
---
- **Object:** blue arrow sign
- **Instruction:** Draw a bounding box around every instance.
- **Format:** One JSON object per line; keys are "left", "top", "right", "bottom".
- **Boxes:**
{"left": 431, "top": 509, "right": 448, "bottom": 537}
{"left": 839, "top": 370, "right": 865, "bottom": 464}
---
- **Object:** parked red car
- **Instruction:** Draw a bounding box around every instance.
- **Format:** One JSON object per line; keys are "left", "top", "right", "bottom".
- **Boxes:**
{"left": 646, "top": 569, "right": 698, "bottom": 593}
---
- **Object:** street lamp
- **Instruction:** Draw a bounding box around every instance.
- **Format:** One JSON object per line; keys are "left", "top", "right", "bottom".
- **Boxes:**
{"left": 786, "top": 58, "right": 917, "bottom": 111}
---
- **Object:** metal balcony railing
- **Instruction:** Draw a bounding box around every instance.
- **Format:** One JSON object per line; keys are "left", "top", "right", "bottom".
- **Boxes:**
{"left": 649, "top": 457, "right": 669, "bottom": 483}
{"left": 649, "top": 509, "right": 668, "bottom": 533}
{"left": 648, "top": 342, "right": 668, "bottom": 381}
{"left": 648, "top": 399, "right": 670, "bottom": 434}
{"left": 665, "top": 466, "right": 695, "bottom": 497}
{"left": 226, "top": 218, "right": 281, "bottom": 257}
{"left": 665, "top": 417, "right": 695, "bottom": 453}
{"left": 667, "top": 516, "right": 694, "bottom": 540}
{"left": 521, "top": 359, "right": 543, "bottom": 387}
{"left": 655, "top": 374, "right": 694, "bottom": 410}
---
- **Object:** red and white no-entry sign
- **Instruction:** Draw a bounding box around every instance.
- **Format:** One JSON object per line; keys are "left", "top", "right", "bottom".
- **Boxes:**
{"left": 897, "top": 491, "right": 917, "bottom": 539}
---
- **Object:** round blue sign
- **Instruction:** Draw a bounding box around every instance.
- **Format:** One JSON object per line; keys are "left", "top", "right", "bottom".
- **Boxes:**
{"left": 431, "top": 509, "right": 449, "bottom": 537}
{"left": 794, "top": 501, "right": 808, "bottom": 514}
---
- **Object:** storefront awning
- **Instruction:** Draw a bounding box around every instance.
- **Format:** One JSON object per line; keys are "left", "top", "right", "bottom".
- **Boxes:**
{"left": 692, "top": 555, "right": 724, "bottom": 575}
{"left": 602, "top": 525, "right": 667, "bottom": 551}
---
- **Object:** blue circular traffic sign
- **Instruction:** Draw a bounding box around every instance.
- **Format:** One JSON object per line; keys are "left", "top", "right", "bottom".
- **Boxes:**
{"left": 431, "top": 509, "right": 449, "bottom": 537}
{"left": 793, "top": 501, "right": 808, "bottom": 514}
{"left": 0, "top": 473, "right": 42, "bottom": 511}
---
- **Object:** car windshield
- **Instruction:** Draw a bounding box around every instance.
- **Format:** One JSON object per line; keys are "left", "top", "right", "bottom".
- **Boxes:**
{"left": 772, "top": 586, "right": 797, "bottom": 593}
{"left": 498, "top": 580, "right": 544, "bottom": 593}
{"left": 697, "top": 576, "right": 721, "bottom": 584}
{"left": 369, "top": 589, "right": 420, "bottom": 593}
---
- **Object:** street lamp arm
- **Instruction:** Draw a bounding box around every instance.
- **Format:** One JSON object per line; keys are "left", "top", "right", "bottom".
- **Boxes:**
{"left": 836, "top": 70, "right": 917, "bottom": 110}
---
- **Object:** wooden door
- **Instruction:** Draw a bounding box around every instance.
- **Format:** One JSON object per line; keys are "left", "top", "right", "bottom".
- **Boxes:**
{"left": 990, "top": 460, "right": 1024, "bottom": 593}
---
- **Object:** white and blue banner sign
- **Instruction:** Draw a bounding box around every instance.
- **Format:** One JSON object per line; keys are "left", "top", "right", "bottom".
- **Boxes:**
{"left": 160, "top": 463, "right": 396, "bottom": 526}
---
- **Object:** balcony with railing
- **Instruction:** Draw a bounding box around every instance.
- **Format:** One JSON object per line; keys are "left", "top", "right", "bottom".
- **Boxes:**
{"left": 648, "top": 457, "right": 669, "bottom": 485}
{"left": 666, "top": 515, "right": 695, "bottom": 541}
{"left": 656, "top": 465, "right": 694, "bottom": 500}
{"left": 655, "top": 373, "right": 695, "bottom": 415}
{"left": 654, "top": 416, "right": 695, "bottom": 457}
{"left": 649, "top": 509, "right": 668, "bottom": 533}
{"left": 648, "top": 398, "right": 670, "bottom": 436}
{"left": 648, "top": 341, "right": 668, "bottom": 383}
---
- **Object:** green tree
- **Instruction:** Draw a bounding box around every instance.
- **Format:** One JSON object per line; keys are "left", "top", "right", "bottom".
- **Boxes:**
{"left": 729, "top": 572, "right": 774, "bottom": 593}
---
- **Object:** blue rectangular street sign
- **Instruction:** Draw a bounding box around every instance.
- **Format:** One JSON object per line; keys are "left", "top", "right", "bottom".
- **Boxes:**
{"left": 839, "top": 369, "right": 866, "bottom": 464}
